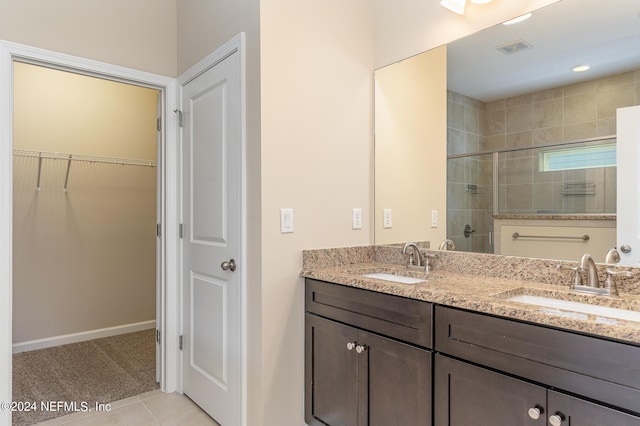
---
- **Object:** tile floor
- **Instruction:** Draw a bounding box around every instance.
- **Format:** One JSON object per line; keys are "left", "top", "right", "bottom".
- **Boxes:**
{"left": 33, "top": 390, "right": 220, "bottom": 425}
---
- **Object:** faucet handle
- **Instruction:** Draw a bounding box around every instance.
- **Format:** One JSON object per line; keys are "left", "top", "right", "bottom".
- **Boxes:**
{"left": 556, "top": 264, "right": 582, "bottom": 288}
{"left": 604, "top": 269, "right": 634, "bottom": 297}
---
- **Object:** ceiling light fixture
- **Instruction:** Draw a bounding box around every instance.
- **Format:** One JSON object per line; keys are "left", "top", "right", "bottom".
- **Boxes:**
{"left": 572, "top": 65, "right": 591, "bottom": 72}
{"left": 440, "top": 0, "right": 466, "bottom": 15}
{"left": 503, "top": 13, "right": 532, "bottom": 25}
{"left": 441, "top": 0, "right": 494, "bottom": 15}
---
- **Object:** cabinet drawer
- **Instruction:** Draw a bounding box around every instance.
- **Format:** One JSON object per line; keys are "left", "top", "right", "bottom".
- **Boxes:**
{"left": 435, "top": 306, "right": 640, "bottom": 414}
{"left": 305, "top": 279, "right": 432, "bottom": 348}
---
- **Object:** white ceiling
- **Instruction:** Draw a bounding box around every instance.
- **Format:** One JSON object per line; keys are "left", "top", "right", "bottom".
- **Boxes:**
{"left": 447, "top": 0, "right": 640, "bottom": 101}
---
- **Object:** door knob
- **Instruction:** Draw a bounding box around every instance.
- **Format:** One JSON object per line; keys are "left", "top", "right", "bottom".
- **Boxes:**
{"left": 620, "top": 244, "right": 632, "bottom": 254}
{"left": 346, "top": 342, "right": 356, "bottom": 351}
{"left": 355, "top": 344, "right": 367, "bottom": 354}
{"left": 220, "top": 259, "right": 236, "bottom": 271}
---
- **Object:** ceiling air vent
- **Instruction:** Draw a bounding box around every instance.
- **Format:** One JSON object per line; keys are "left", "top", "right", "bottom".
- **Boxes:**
{"left": 496, "top": 39, "right": 533, "bottom": 55}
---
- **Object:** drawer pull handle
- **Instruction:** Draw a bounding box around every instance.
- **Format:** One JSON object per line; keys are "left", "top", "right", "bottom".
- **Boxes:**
{"left": 346, "top": 342, "right": 356, "bottom": 351}
{"left": 549, "top": 414, "right": 564, "bottom": 426}
{"left": 527, "top": 406, "right": 542, "bottom": 420}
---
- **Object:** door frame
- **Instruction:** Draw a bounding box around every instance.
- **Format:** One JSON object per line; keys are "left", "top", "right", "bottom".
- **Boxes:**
{"left": 176, "top": 32, "right": 248, "bottom": 425}
{"left": 0, "top": 40, "right": 181, "bottom": 424}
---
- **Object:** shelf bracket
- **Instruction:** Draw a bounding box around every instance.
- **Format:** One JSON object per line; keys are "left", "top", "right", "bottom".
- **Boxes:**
{"left": 63, "top": 154, "right": 72, "bottom": 192}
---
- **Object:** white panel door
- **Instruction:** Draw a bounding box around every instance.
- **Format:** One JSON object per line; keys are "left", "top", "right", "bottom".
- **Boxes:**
{"left": 181, "top": 49, "right": 242, "bottom": 425}
{"left": 617, "top": 105, "right": 640, "bottom": 266}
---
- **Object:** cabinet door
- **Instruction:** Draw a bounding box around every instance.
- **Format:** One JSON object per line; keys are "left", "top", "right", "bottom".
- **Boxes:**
{"left": 434, "top": 355, "right": 546, "bottom": 426}
{"left": 547, "top": 391, "right": 640, "bottom": 426}
{"left": 359, "top": 330, "right": 432, "bottom": 426}
{"left": 305, "top": 314, "right": 359, "bottom": 426}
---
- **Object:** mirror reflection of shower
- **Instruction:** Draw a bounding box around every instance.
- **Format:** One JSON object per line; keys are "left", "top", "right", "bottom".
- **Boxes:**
{"left": 446, "top": 136, "right": 616, "bottom": 254}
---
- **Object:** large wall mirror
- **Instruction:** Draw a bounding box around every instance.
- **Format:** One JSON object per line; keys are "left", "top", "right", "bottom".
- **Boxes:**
{"left": 374, "top": 0, "right": 640, "bottom": 263}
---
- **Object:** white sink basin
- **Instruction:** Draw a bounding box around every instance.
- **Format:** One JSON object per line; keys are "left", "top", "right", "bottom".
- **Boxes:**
{"left": 508, "top": 295, "right": 640, "bottom": 323}
{"left": 362, "top": 272, "right": 426, "bottom": 284}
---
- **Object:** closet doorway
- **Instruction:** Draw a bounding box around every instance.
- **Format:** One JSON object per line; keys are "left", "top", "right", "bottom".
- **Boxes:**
{"left": 11, "top": 61, "right": 161, "bottom": 420}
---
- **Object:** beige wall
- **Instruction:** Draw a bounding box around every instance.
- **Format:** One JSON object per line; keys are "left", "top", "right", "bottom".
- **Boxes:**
{"left": 260, "top": 1, "right": 372, "bottom": 425}
{"left": 374, "top": 46, "right": 447, "bottom": 245}
{"left": 13, "top": 64, "right": 158, "bottom": 343}
{"left": 0, "top": 0, "right": 177, "bottom": 76}
{"left": 13, "top": 62, "right": 158, "bottom": 159}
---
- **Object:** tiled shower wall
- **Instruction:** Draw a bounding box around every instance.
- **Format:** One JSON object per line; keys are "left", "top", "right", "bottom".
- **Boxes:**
{"left": 447, "top": 91, "right": 492, "bottom": 253}
{"left": 446, "top": 68, "right": 640, "bottom": 252}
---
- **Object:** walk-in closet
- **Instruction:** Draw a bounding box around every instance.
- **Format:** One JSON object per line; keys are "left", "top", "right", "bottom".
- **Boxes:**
{"left": 12, "top": 62, "right": 160, "bottom": 425}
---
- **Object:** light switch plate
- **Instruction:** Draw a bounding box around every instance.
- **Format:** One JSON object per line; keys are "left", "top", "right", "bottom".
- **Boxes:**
{"left": 383, "top": 209, "right": 392, "bottom": 229}
{"left": 431, "top": 210, "right": 438, "bottom": 228}
{"left": 280, "top": 208, "right": 294, "bottom": 233}
{"left": 352, "top": 208, "right": 362, "bottom": 230}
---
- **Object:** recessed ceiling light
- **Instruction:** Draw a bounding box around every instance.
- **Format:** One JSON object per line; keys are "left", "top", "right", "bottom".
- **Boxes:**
{"left": 503, "top": 13, "right": 532, "bottom": 26}
{"left": 572, "top": 65, "right": 591, "bottom": 72}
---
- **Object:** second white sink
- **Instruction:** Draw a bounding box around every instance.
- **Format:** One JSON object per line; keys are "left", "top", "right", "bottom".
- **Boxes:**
{"left": 508, "top": 294, "right": 640, "bottom": 323}
{"left": 362, "top": 272, "right": 426, "bottom": 284}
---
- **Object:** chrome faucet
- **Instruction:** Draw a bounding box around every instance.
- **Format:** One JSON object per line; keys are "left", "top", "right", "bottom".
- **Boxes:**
{"left": 558, "top": 252, "right": 632, "bottom": 297}
{"left": 402, "top": 243, "right": 422, "bottom": 267}
{"left": 605, "top": 247, "right": 621, "bottom": 265}
{"left": 579, "top": 253, "right": 599, "bottom": 288}
{"left": 438, "top": 239, "right": 455, "bottom": 251}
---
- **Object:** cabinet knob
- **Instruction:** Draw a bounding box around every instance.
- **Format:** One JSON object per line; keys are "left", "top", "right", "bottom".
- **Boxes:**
{"left": 355, "top": 344, "right": 367, "bottom": 354}
{"left": 346, "top": 342, "right": 356, "bottom": 351}
{"left": 549, "top": 414, "right": 564, "bottom": 426}
{"left": 527, "top": 406, "right": 542, "bottom": 420}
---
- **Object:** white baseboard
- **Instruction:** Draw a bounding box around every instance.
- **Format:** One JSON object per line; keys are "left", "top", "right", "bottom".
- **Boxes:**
{"left": 12, "top": 320, "right": 156, "bottom": 354}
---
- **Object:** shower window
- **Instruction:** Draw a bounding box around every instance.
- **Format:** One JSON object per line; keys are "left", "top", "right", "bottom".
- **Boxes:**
{"left": 540, "top": 143, "right": 616, "bottom": 172}
{"left": 498, "top": 138, "right": 616, "bottom": 215}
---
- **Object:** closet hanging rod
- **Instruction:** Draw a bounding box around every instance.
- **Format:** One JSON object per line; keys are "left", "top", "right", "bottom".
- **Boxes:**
{"left": 13, "top": 149, "right": 156, "bottom": 167}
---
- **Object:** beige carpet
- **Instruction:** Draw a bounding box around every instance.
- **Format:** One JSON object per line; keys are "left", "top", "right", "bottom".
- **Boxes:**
{"left": 12, "top": 329, "right": 158, "bottom": 425}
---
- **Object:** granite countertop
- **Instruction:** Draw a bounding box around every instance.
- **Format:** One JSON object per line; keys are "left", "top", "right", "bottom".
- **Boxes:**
{"left": 301, "top": 261, "right": 640, "bottom": 345}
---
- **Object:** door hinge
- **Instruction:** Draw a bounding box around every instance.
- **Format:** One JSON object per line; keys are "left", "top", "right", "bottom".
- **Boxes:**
{"left": 179, "top": 335, "right": 184, "bottom": 350}
{"left": 174, "top": 109, "right": 183, "bottom": 127}
{"left": 156, "top": 223, "right": 161, "bottom": 237}
{"left": 179, "top": 223, "right": 184, "bottom": 238}
{"left": 156, "top": 329, "right": 161, "bottom": 344}
{"left": 156, "top": 116, "right": 162, "bottom": 131}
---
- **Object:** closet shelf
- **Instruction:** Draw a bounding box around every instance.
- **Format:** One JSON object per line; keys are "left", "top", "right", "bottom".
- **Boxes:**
{"left": 13, "top": 149, "right": 156, "bottom": 192}
{"left": 13, "top": 149, "right": 156, "bottom": 167}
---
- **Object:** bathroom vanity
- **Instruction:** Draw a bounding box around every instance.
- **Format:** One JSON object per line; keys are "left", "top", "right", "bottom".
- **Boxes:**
{"left": 302, "top": 246, "right": 640, "bottom": 426}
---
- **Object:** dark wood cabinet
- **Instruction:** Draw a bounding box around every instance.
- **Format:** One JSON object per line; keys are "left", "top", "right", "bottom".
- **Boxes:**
{"left": 359, "top": 330, "right": 431, "bottom": 426}
{"left": 434, "top": 306, "right": 640, "bottom": 426}
{"left": 547, "top": 391, "right": 640, "bottom": 426}
{"left": 305, "top": 279, "right": 432, "bottom": 426}
{"left": 305, "top": 314, "right": 358, "bottom": 426}
{"left": 435, "top": 354, "right": 640, "bottom": 426}
{"left": 434, "top": 354, "right": 545, "bottom": 426}
{"left": 304, "top": 279, "right": 640, "bottom": 425}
